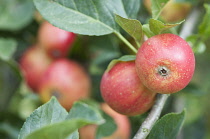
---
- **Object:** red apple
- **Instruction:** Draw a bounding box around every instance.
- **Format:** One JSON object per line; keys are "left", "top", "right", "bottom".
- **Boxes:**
{"left": 37, "top": 21, "right": 76, "bottom": 58}
{"left": 79, "top": 103, "right": 131, "bottom": 139}
{"left": 38, "top": 59, "right": 91, "bottom": 110}
{"left": 135, "top": 33, "right": 195, "bottom": 94}
{"left": 19, "top": 46, "right": 52, "bottom": 92}
{"left": 100, "top": 61, "right": 156, "bottom": 116}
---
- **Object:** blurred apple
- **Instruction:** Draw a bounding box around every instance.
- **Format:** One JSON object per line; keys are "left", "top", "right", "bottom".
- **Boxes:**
{"left": 144, "top": 0, "right": 192, "bottom": 22}
{"left": 79, "top": 103, "right": 131, "bottom": 139}
{"left": 38, "top": 58, "right": 91, "bottom": 110}
{"left": 37, "top": 21, "right": 76, "bottom": 58}
{"left": 19, "top": 46, "right": 52, "bottom": 92}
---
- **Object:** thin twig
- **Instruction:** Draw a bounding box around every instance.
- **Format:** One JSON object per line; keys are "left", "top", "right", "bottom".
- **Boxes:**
{"left": 133, "top": 94, "right": 170, "bottom": 139}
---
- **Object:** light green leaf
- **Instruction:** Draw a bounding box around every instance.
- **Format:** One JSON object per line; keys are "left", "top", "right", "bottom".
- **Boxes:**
{"left": 66, "top": 131, "right": 79, "bottom": 139}
{"left": 149, "top": 19, "right": 184, "bottom": 35}
{"left": 151, "top": 0, "right": 169, "bottom": 19}
{"left": 198, "top": 4, "right": 210, "bottom": 40}
{"left": 142, "top": 24, "right": 155, "bottom": 38}
{"left": 115, "top": 14, "right": 143, "bottom": 44}
{"left": 25, "top": 119, "right": 97, "bottom": 139}
{"left": 147, "top": 110, "right": 185, "bottom": 139}
{"left": 66, "top": 101, "right": 104, "bottom": 125}
{"left": 0, "top": 0, "right": 34, "bottom": 30}
{"left": 33, "top": 0, "right": 128, "bottom": 36}
{"left": 23, "top": 101, "right": 104, "bottom": 139}
{"left": 0, "top": 38, "right": 17, "bottom": 61}
{"left": 106, "top": 55, "right": 136, "bottom": 72}
{"left": 18, "top": 97, "right": 68, "bottom": 139}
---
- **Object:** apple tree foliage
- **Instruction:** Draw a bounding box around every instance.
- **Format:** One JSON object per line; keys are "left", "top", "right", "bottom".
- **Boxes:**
{"left": 0, "top": 0, "right": 210, "bottom": 139}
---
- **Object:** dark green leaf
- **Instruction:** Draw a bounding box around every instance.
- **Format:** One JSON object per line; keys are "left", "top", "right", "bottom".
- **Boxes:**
{"left": 151, "top": 0, "right": 169, "bottom": 19}
{"left": 33, "top": 0, "right": 128, "bottom": 36}
{"left": 0, "top": 60, "right": 21, "bottom": 111}
{"left": 147, "top": 110, "right": 185, "bottom": 139}
{"left": 0, "top": 38, "right": 17, "bottom": 61}
{"left": 198, "top": 4, "right": 210, "bottom": 40}
{"left": 18, "top": 97, "right": 68, "bottom": 139}
{"left": 149, "top": 19, "right": 184, "bottom": 35}
{"left": 106, "top": 55, "right": 136, "bottom": 72}
{"left": 0, "top": 0, "right": 35, "bottom": 30}
{"left": 122, "top": 0, "right": 141, "bottom": 18}
{"left": 115, "top": 14, "right": 143, "bottom": 44}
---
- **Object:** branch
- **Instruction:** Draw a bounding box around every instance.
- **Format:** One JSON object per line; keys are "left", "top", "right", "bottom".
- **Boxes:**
{"left": 133, "top": 94, "right": 169, "bottom": 139}
{"left": 179, "top": 7, "right": 201, "bottom": 39}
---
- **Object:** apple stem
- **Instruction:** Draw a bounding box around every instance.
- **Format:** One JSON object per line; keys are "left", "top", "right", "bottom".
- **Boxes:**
{"left": 133, "top": 94, "right": 170, "bottom": 139}
{"left": 114, "top": 32, "right": 138, "bottom": 54}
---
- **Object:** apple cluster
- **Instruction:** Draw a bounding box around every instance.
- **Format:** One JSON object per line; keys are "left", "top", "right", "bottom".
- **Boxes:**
{"left": 19, "top": 21, "right": 132, "bottom": 138}
{"left": 101, "top": 33, "right": 195, "bottom": 116}
{"left": 19, "top": 21, "right": 91, "bottom": 110}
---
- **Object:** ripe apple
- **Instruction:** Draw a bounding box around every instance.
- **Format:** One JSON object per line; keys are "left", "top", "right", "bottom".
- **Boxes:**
{"left": 100, "top": 61, "right": 156, "bottom": 116}
{"left": 38, "top": 59, "right": 91, "bottom": 110}
{"left": 144, "top": 0, "right": 192, "bottom": 23}
{"left": 19, "top": 46, "right": 52, "bottom": 92}
{"left": 135, "top": 33, "right": 195, "bottom": 94}
{"left": 37, "top": 21, "right": 76, "bottom": 58}
{"left": 79, "top": 103, "right": 131, "bottom": 139}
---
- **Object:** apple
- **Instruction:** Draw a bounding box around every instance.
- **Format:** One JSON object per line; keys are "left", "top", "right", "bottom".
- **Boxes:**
{"left": 19, "top": 46, "right": 52, "bottom": 92}
{"left": 38, "top": 58, "right": 91, "bottom": 110}
{"left": 79, "top": 103, "right": 131, "bottom": 139}
{"left": 37, "top": 21, "right": 76, "bottom": 58}
{"left": 135, "top": 33, "right": 195, "bottom": 94}
{"left": 100, "top": 61, "right": 156, "bottom": 116}
{"left": 144, "top": 0, "right": 192, "bottom": 23}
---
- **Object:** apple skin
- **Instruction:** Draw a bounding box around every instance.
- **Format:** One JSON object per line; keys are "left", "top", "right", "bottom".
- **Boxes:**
{"left": 144, "top": 0, "right": 192, "bottom": 23}
{"left": 38, "top": 21, "right": 76, "bottom": 58}
{"left": 38, "top": 58, "right": 91, "bottom": 110}
{"left": 100, "top": 61, "right": 156, "bottom": 116}
{"left": 135, "top": 33, "right": 195, "bottom": 94}
{"left": 79, "top": 103, "right": 131, "bottom": 139}
{"left": 19, "top": 46, "right": 52, "bottom": 92}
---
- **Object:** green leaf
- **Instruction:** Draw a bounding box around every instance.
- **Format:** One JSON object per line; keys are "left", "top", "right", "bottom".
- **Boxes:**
{"left": 0, "top": 38, "right": 17, "bottom": 61}
{"left": 96, "top": 112, "right": 117, "bottom": 139}
{"left": 186, "top": 35, "right": 206, "bottom": 54}
{"left": 18, "top": 97, "right": 68, "bottom": 139}
{"left": 115, "top": 14, "right": 143, "bottom": 44}
{"left": 66, "top": 131, "right": 79, "bottom": 139}
{"left": 66, "top": 101, "right": 104, "bottom": 125}
{"left": 122, "top": 0, "right": 141, "bottom": 18}
{"left": 0, "top": 60, "right": 21, "bottom": 112}
{"left": 151, "top": 0, "right": 169, "bottom": 19}
{"left": 24, "top": 119, "right": 97, "bottom": 139}
{"left": 147, "top": 110, "right": 185, "bottom": 139}
{"left": 0, "top": 0, "right": 35, "bottom": 30}
{"left": 106, "top": 55, "right": 136, "bottom": 72}
{"left": 149, "top": 19, "right": 184, "bottom": 35}
{"left": 142, "top": 24, "right": 155, "bottom": 38}
{"left": 23, "top": 101, "right": 104, "bottom": 139}
{"left": 33, "top": 0, "right": 128, "bottom": 36}
{"left": 198, "top": 4, "right": 210, "bottom": 40}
